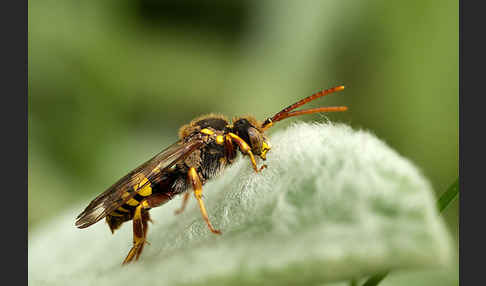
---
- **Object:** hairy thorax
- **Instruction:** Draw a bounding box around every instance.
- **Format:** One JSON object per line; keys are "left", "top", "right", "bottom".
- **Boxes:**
{"left": 176, "top": 114, "right": 236, "bottom": 185}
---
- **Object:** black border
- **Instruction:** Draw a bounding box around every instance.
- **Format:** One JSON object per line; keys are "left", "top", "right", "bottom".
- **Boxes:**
{"left": 18, "top": 0, "right": 465, "bottom": 285}
{"left": 460, "top": 0, "right": 482, "bottom": 285}
{"left": 2, "top": 0, "right": 28, "bottom": 283}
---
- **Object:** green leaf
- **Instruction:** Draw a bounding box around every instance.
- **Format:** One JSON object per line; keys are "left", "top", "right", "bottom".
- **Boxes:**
{"left": 438, "top": 178, "right": 459, "bottom": 212}
{"left": 28, "top": 122, "right": 453, "bottom": 285}
{"left": 362, "top": 177, "right": 459, "bottom": 286}
{"left": 362, "top": 272, "right": 390, "bottom": 286}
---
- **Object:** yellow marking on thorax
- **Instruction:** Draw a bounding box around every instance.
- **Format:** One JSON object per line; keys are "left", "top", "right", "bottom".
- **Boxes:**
{"left": 216, "top": 135, "right": 224, "bottom": 145}
{"left": 133, "top": 176, "right": 152, "bottom": 197}
{"left": 200, "top": 128, "right": 214, "bottom": 135}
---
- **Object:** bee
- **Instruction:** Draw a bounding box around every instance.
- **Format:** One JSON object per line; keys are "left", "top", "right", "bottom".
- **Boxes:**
{"left": 75, "top": 85, "right": 347, "bottom": 264}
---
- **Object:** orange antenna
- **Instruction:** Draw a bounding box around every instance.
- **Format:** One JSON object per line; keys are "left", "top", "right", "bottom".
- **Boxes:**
{"left": 262, "top": 85, "right": 347, "bottom": 130}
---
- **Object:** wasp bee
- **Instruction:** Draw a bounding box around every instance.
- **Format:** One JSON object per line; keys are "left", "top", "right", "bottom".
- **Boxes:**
{"left": 75, "top": 85, "right": 347, "bottom": 264}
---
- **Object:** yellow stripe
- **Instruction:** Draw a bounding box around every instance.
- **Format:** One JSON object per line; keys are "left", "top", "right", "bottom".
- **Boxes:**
{"left": 121, "top": 192, "right": 139, "bottom": 206}
{"left": 134, "top": 176, "right": 152, "bottom": 197}
{"left": 126, "top": 198, "right": 139, "bottom": 206}
{"left": 139, "top": 185, "right": 152, "bottom": 196}
{"left": 200, "top": 128, "right": 214, "bottom": 135}
{"left": 118, "top": 206, "right": 130, "bottom": 213}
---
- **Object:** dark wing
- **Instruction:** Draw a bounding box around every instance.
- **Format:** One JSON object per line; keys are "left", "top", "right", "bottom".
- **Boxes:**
{"left": 75, "top": 138, "right": 204, "bottom": 229}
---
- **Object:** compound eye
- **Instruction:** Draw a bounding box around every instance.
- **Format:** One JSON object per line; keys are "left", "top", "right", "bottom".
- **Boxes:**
{"left": 247, "top": 127, "right": 263, "bottom": 154}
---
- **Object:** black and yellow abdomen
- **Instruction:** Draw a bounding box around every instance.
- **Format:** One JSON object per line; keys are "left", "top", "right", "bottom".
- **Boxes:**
{"left": 106, "top": 176, "right": 156, "bottom": 233}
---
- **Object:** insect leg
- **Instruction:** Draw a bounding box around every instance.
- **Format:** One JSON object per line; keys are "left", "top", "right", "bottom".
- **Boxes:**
{"left": 122, "top": 204, "right": 145, "bottom": 265}
{"left": 134, "top": 211, "right": 151, "bottom": 261}
{"left": 187, "top": 167, "right": 221, "bottom": 234}
{"left": 227, "top": 132, "right": 267, "bottom": 173}
{"left": 122, "top": 193, "right": 171, "bottom": 265}
{"left": 174, "top": 192, "right": 190, "bottom": 215}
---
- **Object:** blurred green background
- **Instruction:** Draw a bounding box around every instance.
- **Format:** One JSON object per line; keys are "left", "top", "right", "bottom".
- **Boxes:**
{"left": 28, "top": 0, "right": 457, "bottom": 284}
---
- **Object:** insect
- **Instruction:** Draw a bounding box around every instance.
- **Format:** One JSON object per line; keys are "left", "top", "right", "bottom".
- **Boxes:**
{"left": 75, "top": 85, "right": 347, "bottom": 264}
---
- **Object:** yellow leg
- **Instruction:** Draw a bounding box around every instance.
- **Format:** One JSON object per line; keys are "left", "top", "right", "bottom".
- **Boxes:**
{"left": 174, "top": 192, "right": 190, "bottom": 215}
{"left": 188, "top": 167, "right": 221, "bottom": 234}
{"left": 122, "top": 204, "right": 146, "bottom": 265}
{"left": 227, "top": 132, "right": 267, "bottom": 173}
{"left": 122, "top": 193, "right": 170, "bottom": 265}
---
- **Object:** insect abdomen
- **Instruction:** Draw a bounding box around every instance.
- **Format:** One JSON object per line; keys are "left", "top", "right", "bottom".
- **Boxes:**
{"left": 106, "top": 175, "right": 160, "bottom": 232}
{"left": 120, "top": 175, "right": 154, "bottom": 210}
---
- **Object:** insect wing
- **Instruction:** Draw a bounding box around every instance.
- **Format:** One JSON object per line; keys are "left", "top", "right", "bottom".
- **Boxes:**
{"left": 75, "top": 138, "right": 204, "bottom": 228}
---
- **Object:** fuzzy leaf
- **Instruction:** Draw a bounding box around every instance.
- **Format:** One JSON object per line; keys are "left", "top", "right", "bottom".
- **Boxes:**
{"left": 28, "top": 122, "right": 452, "bottom": 285}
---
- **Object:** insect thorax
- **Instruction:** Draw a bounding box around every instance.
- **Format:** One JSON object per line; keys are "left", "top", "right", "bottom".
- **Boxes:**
{"left": 178, "top": 113, "right": 229, "bottom": 139}
{"left": 176, "top": 114, "right": 235, "bottom": 182}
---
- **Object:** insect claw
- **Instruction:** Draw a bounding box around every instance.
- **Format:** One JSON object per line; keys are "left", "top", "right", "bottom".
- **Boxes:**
{"left": 211, "top": 229, "right": 222, "bottom": 235}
